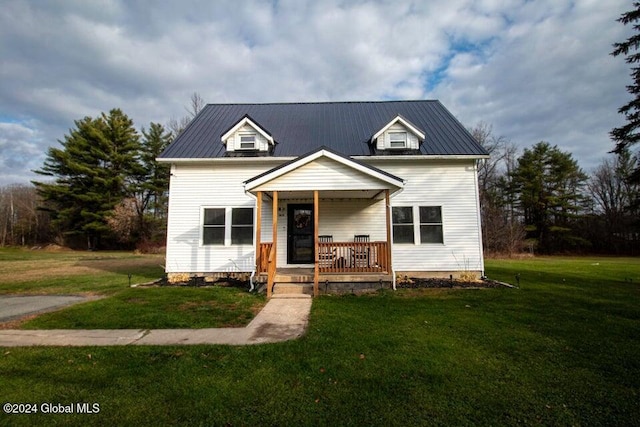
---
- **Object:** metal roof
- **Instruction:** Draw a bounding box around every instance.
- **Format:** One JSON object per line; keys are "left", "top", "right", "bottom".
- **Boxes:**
{"left": 159, "top": 100, "right": 488, "bottom": 159}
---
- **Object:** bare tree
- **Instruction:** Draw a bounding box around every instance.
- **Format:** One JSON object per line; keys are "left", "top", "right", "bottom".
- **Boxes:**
{"left": 470, "top": 122, "right": 525, "bottom": 256}
{"left": 168, "top": 92, "right": 206, "bottom": 136}
{"left": 0, "top": 184, "right": 50, "bottom": 246}
{"left": 587, "top": 151, "right": 640, "bottom": 252}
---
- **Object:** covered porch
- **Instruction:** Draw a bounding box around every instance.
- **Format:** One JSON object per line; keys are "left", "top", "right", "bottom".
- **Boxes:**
{"left": 244, "top": 148, "right": 404, "bottom": 297}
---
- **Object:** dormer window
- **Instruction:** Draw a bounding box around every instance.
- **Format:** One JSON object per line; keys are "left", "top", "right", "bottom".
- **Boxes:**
{"left": 389, "top": 132, "right": 407, "bottom": 149}
{"left": 221, "top": 115, "right": 275, "bottom": 154}
{"left": 372, "top": 115, "right": 425, "bottom": 152}
{"left": 239, "top": 133, "right": 256, "bottom": 150}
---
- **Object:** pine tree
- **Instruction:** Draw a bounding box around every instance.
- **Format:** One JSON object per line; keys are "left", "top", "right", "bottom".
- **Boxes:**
{"left": 510, "top": 142, "right": 588, "bottom": 253}
{"left": 33, "top": 109, "right": 141, "bottom": 249}
{"left": 611, "top": 2, "right": 640, "bottom": 183}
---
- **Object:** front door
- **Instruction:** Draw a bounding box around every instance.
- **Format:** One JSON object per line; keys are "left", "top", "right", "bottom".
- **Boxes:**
{"left": 287, "top": 204, "right": 314, "bottom": 264}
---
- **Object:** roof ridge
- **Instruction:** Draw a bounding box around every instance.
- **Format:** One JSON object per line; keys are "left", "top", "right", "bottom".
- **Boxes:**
{"left": 203, "top": 100, "right": 440, "bottom": 107}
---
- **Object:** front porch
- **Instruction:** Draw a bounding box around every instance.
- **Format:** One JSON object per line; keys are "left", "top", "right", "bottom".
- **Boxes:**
{"left": 244, "top": 148, "right": 404, "bottom": 297}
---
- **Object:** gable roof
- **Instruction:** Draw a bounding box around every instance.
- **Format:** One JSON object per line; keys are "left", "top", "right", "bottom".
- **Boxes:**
{"left": 220, "top": 114, "right": 275, "bottom": 145}
{"left": 244, "top": 146, "right": 404, "bottom": 191}
{"left": 159, "top": 100, "right": 488, "bottom": 159}
{"left": 371, "top": 114, "right": 426, "bottom": 142}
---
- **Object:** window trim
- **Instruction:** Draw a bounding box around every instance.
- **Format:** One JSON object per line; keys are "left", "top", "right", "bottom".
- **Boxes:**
{"left": 419, "top": 206, "right": 444, "bottom": 244}
{"left": 238, "top": 133, "right": 257, "bottom": 150}
{"left": 391, "top": 205, "right": 445, "bottom": 245}
{"left": 201, "top": 206, "right": 255, "bottom": 247}
{"left": 388, "top": 131, "right": 407, "bottom": 149}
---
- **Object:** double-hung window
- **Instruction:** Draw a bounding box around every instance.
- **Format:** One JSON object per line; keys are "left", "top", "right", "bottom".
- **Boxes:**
{"left": 419, "top": 206, "right": 443, "bottom": 243}
{"left": 392, "top": 207, "right": 414, "bottom": 244}
{"left": 389, "top": 132, "right": 407, "bottom": 149}
{"left": 203, "top": 208, "right": 225, "bottom": 245}
{"left": 203, "top": 207, "right": 254, "bottom": 245}
{"left": 231, "top": 208, "right": 254, "bottom": 245}
{"left": 239, "top": 133, "right": 256, "bottom": 150}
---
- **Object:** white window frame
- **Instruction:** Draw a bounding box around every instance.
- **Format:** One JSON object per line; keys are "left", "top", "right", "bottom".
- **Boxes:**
{"left": 391, "top": 205, "right": 446, "bottom": 245}
{"left": 418, "top": 206, "right": 444, "bottom": 244}
{"left": 201, "top": 206, "right": 255, "bottom": 247}
{"left": 388, "top": 131, "right": 407, "bottom": 149}
{"left": 238, "top": 133, "right": 257, "bottom": 150}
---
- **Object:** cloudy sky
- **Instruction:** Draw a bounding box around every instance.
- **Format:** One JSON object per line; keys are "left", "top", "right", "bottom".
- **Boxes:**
{"left": 0, "top": 0, "right": 633, "bottom": 185}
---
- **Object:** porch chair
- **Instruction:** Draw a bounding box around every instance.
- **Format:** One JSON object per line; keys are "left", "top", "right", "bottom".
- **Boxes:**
{"left": 317, "top": 235, "right": 336, "bottom": 268}
{"left": 352, "top": 234, "right": 370, "bottom": 268}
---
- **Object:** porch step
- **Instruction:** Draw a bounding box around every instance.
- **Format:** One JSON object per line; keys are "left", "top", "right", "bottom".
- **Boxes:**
{"left": 272, "top": 283, "right": 314, "bottom": 295}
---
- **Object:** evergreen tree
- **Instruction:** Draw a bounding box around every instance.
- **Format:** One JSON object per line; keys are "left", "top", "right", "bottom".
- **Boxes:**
{"left": 510, "top": 142, "right": 588, "bottom": 253}
{"left": 612, "top": 2, "right": 640, "bottom": 184}
{"left": 33, "top": 109, "right": 141, "bottom": 249}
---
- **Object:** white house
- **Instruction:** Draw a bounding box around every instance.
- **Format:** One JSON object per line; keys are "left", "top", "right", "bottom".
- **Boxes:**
{"left": 158, "top": 101, "right": 489, "bottom": 296}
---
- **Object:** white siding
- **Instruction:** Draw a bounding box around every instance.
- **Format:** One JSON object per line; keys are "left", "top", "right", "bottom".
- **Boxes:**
{"left": 165, "top": 157, "right": 484, "bottom": 275}
{"left": 254, "top": 156, "right": 391, "bottom": 192}
{"left": 364, "top": 158, "right": 484, "bottom": 273}
{"left": 165, "top": 161, "right": 281, "bottom": 273}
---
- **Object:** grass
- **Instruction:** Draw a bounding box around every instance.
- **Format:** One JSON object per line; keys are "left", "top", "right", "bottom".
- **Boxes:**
{"left": 0, "top": 247, "right": 266, "bottom": 329}
{"left": 0, "top": 252, "right": 639, "bottom": 425}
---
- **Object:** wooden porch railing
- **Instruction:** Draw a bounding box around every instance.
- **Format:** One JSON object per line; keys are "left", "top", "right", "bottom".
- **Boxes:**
{"left": 258, "top": 241, "right": 389, "bottom": 274}
{"left": 258, "top": 243, "right": 272, "bottom": 273}
{"left": 318, "top": 241, "right": 389, "bottom": 273}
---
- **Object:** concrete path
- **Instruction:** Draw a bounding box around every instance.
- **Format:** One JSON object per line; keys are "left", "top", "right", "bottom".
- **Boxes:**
{"left": 0, "top": 295, "right": 99, "bottom": 322}
{"left": 0, "top": 295, "right": 312, "bottom": 347}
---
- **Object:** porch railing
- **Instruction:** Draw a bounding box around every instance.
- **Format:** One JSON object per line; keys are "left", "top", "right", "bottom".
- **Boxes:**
{"left": 258, "top": 241, "right": 389, "bottom": 274}
{"left": 319, "top": 241, "right": 389, "bottom": 273}
{"left": 258, "top": 243, "right": 272, "bottom": 273}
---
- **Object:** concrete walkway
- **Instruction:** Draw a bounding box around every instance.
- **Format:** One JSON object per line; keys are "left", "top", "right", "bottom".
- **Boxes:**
{"left": 0, "top": 295, "right": 312, "bottom": 347}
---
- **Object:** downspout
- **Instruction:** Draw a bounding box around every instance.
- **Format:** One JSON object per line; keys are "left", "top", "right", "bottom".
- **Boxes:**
{"left": 244, "top": 186, "right": 257, "bottom": 292}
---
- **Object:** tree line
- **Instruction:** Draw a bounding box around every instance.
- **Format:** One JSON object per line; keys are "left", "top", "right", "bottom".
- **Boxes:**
{"left": 1, "top": 112, "right": 638, "bottom": 255}
{"left": 0, "top": 94, "right": 203, "bottom": 250}
{"left": 473, "top": 123, "right": 640, "bottom": 256}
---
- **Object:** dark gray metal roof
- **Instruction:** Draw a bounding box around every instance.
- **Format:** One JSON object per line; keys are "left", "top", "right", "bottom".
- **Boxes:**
{"left": 159, "top": 100, "right": 488, "bottom": 159}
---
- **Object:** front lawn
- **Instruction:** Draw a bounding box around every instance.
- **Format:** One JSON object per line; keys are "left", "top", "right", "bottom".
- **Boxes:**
{"left": 19, "top": 287, "right": 265, "bottom": 329}
{"left": 0, "top": 255, "right": 638, "bottom": 425}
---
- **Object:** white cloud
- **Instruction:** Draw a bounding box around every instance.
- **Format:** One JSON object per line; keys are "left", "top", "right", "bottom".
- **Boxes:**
{"left": 0, "top": 0, "right": 634, "bottom": 184}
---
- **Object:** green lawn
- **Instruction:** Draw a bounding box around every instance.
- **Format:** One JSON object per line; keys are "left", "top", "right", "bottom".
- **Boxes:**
{"left": 0, "top": 248, "right": 265, "bottom": 329}
{"left": 1, "top": 254, "right": 639, "bottom": 426}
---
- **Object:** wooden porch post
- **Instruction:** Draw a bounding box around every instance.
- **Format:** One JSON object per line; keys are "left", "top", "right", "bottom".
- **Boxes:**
{"left": 313, "top": 190, "right": 319, "bottom": 297}
{"left": 385, "top": 189, "right": 392, "bottom": 274}
{"left": 268, "top": 191, "right": 278, "bottom": 298}
{"left": 255, "top": 191, "right": 262, "bottom": 272}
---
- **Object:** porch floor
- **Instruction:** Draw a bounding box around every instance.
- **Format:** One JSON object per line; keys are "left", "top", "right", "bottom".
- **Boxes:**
{"left": 259, "top": 268, "right": 393, "bottom": 284}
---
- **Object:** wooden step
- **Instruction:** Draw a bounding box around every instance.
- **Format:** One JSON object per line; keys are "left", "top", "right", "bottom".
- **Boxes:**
{"left": 272, "top": 283, "right": 314, "bottom": 295}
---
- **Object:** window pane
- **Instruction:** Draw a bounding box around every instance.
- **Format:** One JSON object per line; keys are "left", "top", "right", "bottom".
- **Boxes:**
{"left": 204, "top": 208, "right": 225, "bottom": 225}
{"left": 392, "top": 207, "right": 413, "bottom": 224}
{"left": 232, "top": 208, "right": 253, "bottom": 225}
{"left": 420, "top": 206, "right": 441, "bottom": 223}
{"left": 203, "top": 227, "right": 224, "bottom": 245}
{"left": 231, "top": 227, "right": 253, "bottom": 245}
{"left": 393, "top": 224, "right": 414, "bottom": 244}
{"left": 389, "top": 132, "right": 407, "bottom": 148}
{"left": 420, "top": 225, "right": 443, "bottom": 244}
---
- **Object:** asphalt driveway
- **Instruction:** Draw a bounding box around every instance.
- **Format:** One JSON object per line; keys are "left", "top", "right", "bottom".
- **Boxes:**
{"left": 0, "top": 295, "right": 95, "bottom": 322}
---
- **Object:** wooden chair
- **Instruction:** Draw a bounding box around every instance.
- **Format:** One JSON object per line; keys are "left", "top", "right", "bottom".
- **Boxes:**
{"left": 352, "top": 235, "right": 370, "bottom": 268}
{"left": 318, "top": 235, "right": 335, "bottom": 268}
